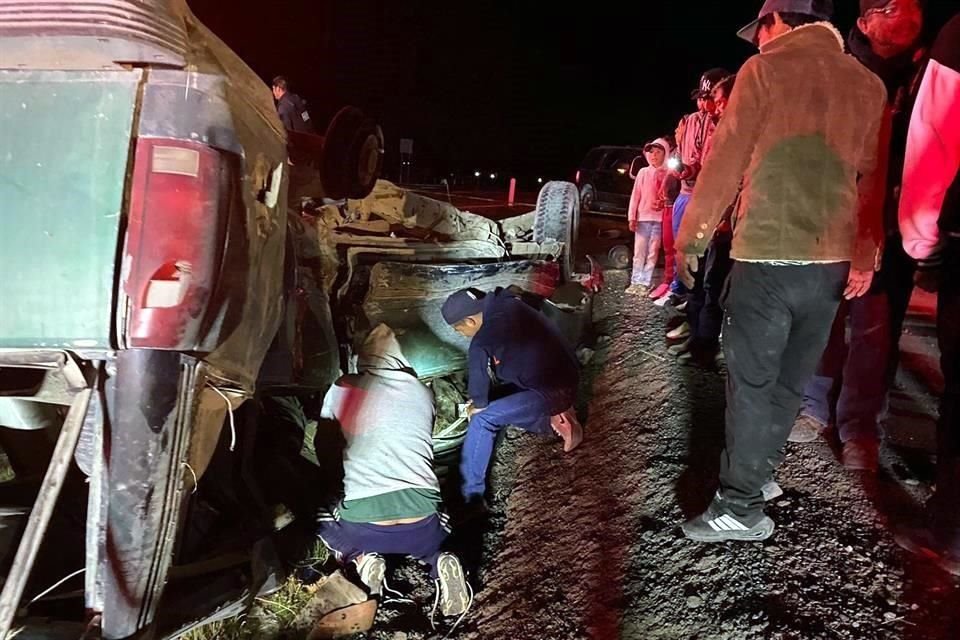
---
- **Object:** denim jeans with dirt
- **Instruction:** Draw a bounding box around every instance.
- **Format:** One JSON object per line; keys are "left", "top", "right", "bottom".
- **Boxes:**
{"left": 631, "top": 221, "right": 662, "bottom": 287}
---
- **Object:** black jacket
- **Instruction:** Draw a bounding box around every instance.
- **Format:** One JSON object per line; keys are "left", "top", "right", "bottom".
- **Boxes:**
{"left": 276, "top": 92, "right": 315, "bottom": 133}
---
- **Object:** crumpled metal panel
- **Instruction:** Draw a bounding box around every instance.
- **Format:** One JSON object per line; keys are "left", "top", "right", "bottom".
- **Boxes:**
{"left": 0, "top": 0, "right": 189, "bottom": 68}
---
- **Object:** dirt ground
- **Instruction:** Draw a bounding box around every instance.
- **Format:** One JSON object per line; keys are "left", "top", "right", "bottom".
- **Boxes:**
{"left": 353, "top": 269, "right": 958, "bottom": 640}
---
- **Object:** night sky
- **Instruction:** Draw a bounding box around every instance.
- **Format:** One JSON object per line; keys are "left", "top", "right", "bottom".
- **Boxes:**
{"left": 188, "top": 1, "right": 956, "bottom": 184}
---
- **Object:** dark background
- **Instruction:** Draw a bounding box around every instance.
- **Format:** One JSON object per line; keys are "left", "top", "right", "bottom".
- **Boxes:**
{"left": 189, "top": 1, "right": 956, "bottom": 184}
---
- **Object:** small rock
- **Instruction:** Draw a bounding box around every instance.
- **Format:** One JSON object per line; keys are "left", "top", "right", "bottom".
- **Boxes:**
{"left": 845, "top": 546, "right": 854, "bottom": 553}
{"left": 883, "top": 612, "right": 897, "bottom": 621}
{"left": 905, "top": 478, "right": 920, "bottom": 486}
{"left": 393, "top": 633, "right": 409, "bottom": 640}
{"left": 764, "top": 546, "right": 780, "bottom": 553}
{"left": 776, "top": 500, "right": 791, "bottom": 507}
{"left": 686, "top": 596, "right": 703, "bottom": 609}
{"left": 853, "top": 622, "right": 860, "bottom": 629}
{"left": 911, "top": 604, "right": 919, "bottom": 611}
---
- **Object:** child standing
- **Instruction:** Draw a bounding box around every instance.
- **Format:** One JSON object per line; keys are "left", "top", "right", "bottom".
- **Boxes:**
{"left": 626, "top": 138, "right": 669, "bottom": 295}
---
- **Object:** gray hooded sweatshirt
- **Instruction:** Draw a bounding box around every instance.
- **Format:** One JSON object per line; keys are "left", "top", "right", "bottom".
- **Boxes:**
{"left": 320, "top": 324, "right": 441, "bottom": 522}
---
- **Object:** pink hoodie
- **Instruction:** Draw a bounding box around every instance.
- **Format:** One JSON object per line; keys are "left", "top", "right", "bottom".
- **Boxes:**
{"left": 628, "top": 138, "right": 670, "bottom": 224}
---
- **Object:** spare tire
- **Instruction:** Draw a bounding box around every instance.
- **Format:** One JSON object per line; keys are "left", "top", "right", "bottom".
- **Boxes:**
{"left": 533, "top": 181, "right": 580, "bottom": 281}
{"left": 321, "top": 106, "right": 385, "bottom": 200}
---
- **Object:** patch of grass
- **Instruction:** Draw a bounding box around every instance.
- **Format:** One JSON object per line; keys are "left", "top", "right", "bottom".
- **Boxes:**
{"left": 0, "top": 451, "right": 15, "bottom": 483}
{"left": 180, "top": 541, "right": 330, "bottom": 640}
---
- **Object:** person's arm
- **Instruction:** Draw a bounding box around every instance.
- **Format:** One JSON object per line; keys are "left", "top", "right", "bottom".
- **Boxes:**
{"left": 676, "top": 56, "right": 769, "bottom": 257}
{"left": 900, "top": 29, "right": 960, "bottom": 260}
{"left": 277, "top": 99, "right": 297, "bottom": 131}
{"left": 466, "top": 343, "right": 491, "bottom": 409}
{"left": 683, "top": 117, "right": 713, "bottom": 183}
{"left": 850, "top": 97, "right": 889, "bottom": 273}
{"left": 627, "top": 170, "right": 644, "bottom": 230}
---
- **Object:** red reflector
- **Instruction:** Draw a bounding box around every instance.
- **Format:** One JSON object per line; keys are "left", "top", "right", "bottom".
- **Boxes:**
{"left": 123, "top": 139, "right": 227, "bottom": 349}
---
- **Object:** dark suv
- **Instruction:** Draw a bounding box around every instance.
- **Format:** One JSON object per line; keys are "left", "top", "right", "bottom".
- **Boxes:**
{"left": 574, "top": 146, "right": 646, "bottom": 215}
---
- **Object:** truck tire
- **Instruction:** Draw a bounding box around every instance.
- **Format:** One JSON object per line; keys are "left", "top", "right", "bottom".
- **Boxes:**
{"left": 321, "top": 107, "right": 384, "bottom": 201}
{"left": 580, "top": 183, "right": 596, "bottom": 212}
{"left": 533, "top": 181, "right": 580, "bottom": 281}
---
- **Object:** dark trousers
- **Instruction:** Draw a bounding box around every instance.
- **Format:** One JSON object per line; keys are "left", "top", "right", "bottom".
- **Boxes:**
{"left": 686, "top": 234, "right": 732, "bottom": 352}
{"left": 317, "top": 513, "right": 449, "bottom": 578}
{"left": 801, "top": 292, "right": 891, "bottom": 442}
{"left": 719, "top": 262, "right": 849, "bottom": 520}
{"left": 800, "top": 240, "right": 916, "bottom": 440}
{"left": 931, "top": 241, "right": 960, "bottom": 553}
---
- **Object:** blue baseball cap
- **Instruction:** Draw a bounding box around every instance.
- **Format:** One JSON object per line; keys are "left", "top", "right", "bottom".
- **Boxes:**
{"left": 737, "top": 0, "right": 833, "bottom": 43}
{"left": 442, "top": 288, "right": 487, "bottom": 325}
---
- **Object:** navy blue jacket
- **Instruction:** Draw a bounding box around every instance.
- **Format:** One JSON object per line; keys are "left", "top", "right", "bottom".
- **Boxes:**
{"left": 276, "top": 92, "right": 314, "bottom": 133}
{"left": 467, "top": 289, "right": 579, "bottom": 408}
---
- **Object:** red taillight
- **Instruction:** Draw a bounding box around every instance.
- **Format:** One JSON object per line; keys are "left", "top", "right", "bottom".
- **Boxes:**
{"left": 575, "top": 170, "right": 581, "bottom": 184}
{"left": 123, "top": 138, "right": 228, "bottom": 349}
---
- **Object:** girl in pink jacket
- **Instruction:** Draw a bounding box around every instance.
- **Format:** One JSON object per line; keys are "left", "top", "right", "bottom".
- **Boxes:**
{"left": 627, "top": 138, "right": 669, "bottom": 294}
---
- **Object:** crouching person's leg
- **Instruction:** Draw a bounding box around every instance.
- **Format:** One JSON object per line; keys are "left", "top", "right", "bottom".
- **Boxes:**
{"left": 316, "top": 517, "right": 388, "bottom": 596}
{"left": 461, "top": 389, "right": 583, "bottom": 500}
{"left": 390, "top": 515, "right": 471, "bottom": 618}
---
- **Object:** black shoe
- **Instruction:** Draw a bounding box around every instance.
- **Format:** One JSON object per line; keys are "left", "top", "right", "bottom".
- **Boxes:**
{"left": 682, "top": 496, "right": 775, "bottom": 543}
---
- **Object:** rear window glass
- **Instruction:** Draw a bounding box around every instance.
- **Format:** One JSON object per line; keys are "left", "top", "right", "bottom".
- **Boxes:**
{"left": 581, "top": 148, "right": 607, "bottom": 169}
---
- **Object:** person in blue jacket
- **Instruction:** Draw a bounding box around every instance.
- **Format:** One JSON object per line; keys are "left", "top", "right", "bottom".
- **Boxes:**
{"left": 442, "top": 287, "right": 583, "bottom": 503}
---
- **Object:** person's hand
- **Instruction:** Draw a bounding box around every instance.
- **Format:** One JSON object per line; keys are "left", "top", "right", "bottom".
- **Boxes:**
{"left": 629, "top": 220, "right": 638, "bottom": 233}
{"left": 676, "top": 251, "right": 700, "bottom": 289}
{"left": 843, "top": 268, "right": 874, "bottom": 300}
{"left": 914, "top": 268, "right": 939, "bottom": 293}
{"left": 467, "top": 402, "right": 485, "bottom": 419}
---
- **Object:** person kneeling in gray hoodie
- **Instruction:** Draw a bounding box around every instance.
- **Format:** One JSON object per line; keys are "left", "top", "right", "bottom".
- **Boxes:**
{"left": 316, "top": 324, "right": 471, "bottom": 621}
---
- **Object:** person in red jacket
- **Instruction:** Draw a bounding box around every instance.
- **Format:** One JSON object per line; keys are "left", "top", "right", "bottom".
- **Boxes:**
{"left": 895, "top": 12, "right": 960, "bottom": 577}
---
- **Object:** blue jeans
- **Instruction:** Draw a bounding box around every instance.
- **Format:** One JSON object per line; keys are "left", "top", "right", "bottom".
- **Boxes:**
{"left": 461, "top": 387, "right": 574, "bottom": 500}
{"left": 670, "top": 193, "right": 692, "bottom": 293}
{"left": 800, "top": 292, "right": 891, "bottom": 443}
{"left": 631, "top": 221, "right": 662, "bottom": 286}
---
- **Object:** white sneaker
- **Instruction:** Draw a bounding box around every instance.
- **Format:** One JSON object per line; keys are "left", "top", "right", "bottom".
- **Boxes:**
{"left": 434, "top": 553, "right": 471, "bottom": 617}
{"left": 666, "top": 321, "right": 691, "bottom": 340}
{"left": 355, "top": 553, "right": 386, "bottom": 596}
{"left": 653, "top": 293, "right": 673, "bottom": 307}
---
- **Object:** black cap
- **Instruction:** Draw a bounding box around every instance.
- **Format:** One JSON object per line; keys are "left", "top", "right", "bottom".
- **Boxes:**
{"left": 441, "top": 288, "right": 487, "bottom": 325}
{"left": 691, "top": 68, "right": 732, "bottom": 99}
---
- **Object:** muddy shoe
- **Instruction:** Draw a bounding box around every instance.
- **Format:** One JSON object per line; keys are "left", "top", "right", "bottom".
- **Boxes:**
{"left": 551, "top": 408, "right": 583, "bottom": 453}
{"left": 435, "top": 553, "right": 472, "bottom": 617}
{"left": 354, "top": 553, "right": 386, "bottom": 596}
{"left": 842, "top": 438, "right": 879, "bottom": 472}
{"left": 667, "top": 339, "right": 691, "bottom": 358}
{"left": 666, "top": 321, "right": 691, "bottom": 341}
{"left": 787, "top": 414, "right": 826, "bottom": 444}
{"left": 762, "top": 480, "right": 783, "bottom": 502}
{"left": 682, "top": 501, "right": 775, "bottom": 543}
{"left": 653, "top": 293, "right": 676, "bottom": 307}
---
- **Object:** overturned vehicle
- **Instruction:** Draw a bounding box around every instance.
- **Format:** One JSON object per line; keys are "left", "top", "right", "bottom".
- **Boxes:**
{"left": 0, "top": 2, "right": 591, "bottom": 636}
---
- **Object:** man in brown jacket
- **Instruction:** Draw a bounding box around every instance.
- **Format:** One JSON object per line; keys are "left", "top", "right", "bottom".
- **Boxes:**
{"left": 677, "top": 0, "right": 887, "bottom": 542}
